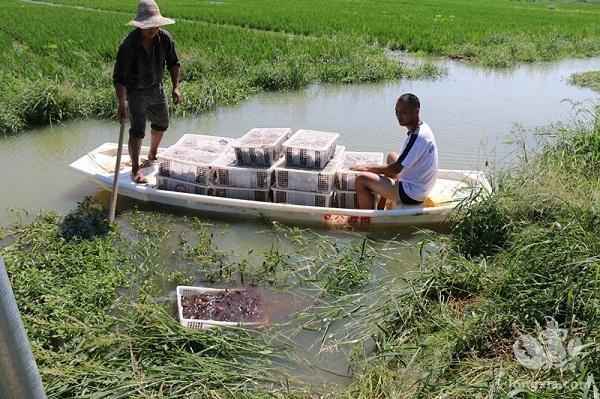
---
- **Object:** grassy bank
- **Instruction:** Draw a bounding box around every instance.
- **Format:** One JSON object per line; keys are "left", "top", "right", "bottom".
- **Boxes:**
{"left": 338, "top": 115, "right": 600, "bottom": 397}
{"left": 0, "top": 0, "right": 439, "bottom": 135}
{"left": 44, "top": 0, "right": 600, "bottom": 67}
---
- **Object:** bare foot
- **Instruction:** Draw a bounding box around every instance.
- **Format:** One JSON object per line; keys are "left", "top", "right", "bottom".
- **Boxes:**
{"left": 139, "top": 158, "right": 158, "bottom": 169}
{"left": 132, "top": 169, "right": 148, "bottom": 184}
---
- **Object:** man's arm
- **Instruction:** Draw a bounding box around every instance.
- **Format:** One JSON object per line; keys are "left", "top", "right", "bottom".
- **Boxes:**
{"left": 113, "top": 42, "right": 131, "bottom": 122}
{"left": 165, "top": 33, "right": 182, "bottom": 105}
{"left": 352, "top": 162, "right": 402, "bottom": 178}
{"left": 115, "top": 84, "right": 128, "bottom": 122}
{"left": 169, "top": 65, "right": 182, "bottom": 104}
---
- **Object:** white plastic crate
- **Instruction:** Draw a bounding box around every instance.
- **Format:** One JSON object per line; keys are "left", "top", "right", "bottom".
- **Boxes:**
{"left": 158, "top": 134, "right": 233, "bottom": 184}
{"left": 334, "top": 190, "right": 359, "bottom": 209}
{"left": 334, "top": 190, "right": 378, "bottom": 209}
{"left": 275, "top": 146, "right": 345, "bottom": 193}
{"left": 272, "top": 188, "right": 334, "bottom": 208}
{"left": 233, "top": 128, "right": 292, "bottom": 167}
{"left": 212, "top": 186, "right": 271, "bottom": 202}
{"left": 211, "top": 153, "right": 284, "bottom": 189}
{"left": 176, "top": 286, "right": 264, "bottom": 329}
{"left": 283, "top": 129, "right": 340, "bottom": 169}
{"left": 156, "top": 176, "right": 210, "bottom": 195}
{"left": 336, "top": 151, "right": 385, "bottom": 191}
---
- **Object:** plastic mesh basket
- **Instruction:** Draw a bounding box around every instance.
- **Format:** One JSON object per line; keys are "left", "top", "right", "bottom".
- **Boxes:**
{"left": 157, "top": 176, "right": 210, "bottom": 195}
{"left": 233, "top": 128, "right": 292, "bottom": 167}
{"left": 283, "top": 129, "right": 339, "bottom": 169}
{"left": 272, "top": 188, "right": 334, "bottom": 207}
{"left": 211, "top": 186, "right": 271, "bottom": 202}
{"left": 336, "top": 151, "right": 385, "bottom": 191}
{"left": 334, "top": 190, "right": 379, "bottom": 209}
{"left": 275, "top": 146, "right": 345, "bottom": 193}
{"left": 158, "top": 134, "right": 233, "bottom": 184}
{"left": 176, "top": 286, "right": 263, "bottom": 329}
{"left": 211, "top": 153, "right": 284, "bottom": 189}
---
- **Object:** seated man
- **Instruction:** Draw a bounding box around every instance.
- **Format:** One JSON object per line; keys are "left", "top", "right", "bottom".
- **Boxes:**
{"left": 352, "top": 93, "right": 438, "bottom": 209}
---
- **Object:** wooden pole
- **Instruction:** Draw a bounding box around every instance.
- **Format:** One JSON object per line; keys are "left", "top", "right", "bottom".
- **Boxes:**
{"left": 108, "top": 121, "right": 126, "bottom": 224}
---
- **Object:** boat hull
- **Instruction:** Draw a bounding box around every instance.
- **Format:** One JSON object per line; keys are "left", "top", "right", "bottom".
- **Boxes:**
{"left": 70, "top": 143, "right": 490, "bottom": 229}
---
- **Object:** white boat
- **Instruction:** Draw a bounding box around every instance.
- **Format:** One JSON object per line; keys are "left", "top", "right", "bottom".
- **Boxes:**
{"left": 70, "top": 143, "right": 491, "bottom": 228}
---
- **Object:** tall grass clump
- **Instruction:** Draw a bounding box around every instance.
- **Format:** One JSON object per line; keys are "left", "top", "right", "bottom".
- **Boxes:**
{"left": 451, "top": 193, "right": 513, "bottom": 259}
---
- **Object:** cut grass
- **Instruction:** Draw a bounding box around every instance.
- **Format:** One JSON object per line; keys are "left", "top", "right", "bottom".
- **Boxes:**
{"left": 0, "top": 210, "right": 297, "bottom": 398}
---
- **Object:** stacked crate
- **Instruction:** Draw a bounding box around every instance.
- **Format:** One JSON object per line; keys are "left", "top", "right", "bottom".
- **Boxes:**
{"left": 273, "top": 129, "right": 342, "bottom": 207}
{"left": 210, "top": 128, "right": 292, "bottom": 202}
{"left": 335, "top": 151, "right": 385, "bottom": 209}
{"left": 157, "top": 134, "right": 233, "bottom": 195}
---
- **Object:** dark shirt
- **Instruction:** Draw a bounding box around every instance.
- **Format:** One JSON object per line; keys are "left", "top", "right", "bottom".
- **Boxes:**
{"left": 113, "top": 28, "right": 180, "bottom": 91}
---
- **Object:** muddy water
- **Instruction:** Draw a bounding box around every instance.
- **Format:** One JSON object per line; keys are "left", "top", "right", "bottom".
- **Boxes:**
{"left": 2, "top": 55, "right": 600, "bottom": 388}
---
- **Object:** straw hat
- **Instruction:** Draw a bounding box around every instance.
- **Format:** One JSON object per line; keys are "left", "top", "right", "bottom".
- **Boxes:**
{"left": 128, "top": 0, "right": 175, "bottom": 29}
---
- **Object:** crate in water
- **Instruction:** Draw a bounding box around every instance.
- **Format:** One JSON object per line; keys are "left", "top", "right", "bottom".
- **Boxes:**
{"left": 212, "top": 186, "right": 270, "bottom": 202}
{"left": 336, "top": 151, "right": 385, "bottom": 191}
{"left": 158, "top": 134, "right": 233, "bottom": 184}
{"left": 283, "top": 129, "right": 339, "bottom": 169}
{"left": 275, "top": 146, "right": 345, "bottom": 193}
{"left": 233, "top": 128, "right": 292, "bottom": 166}
{"left": 177, "top": 286, "right": 264, "bottom": 329}
{"left": 272, "top": 188, "right": 334, "bottom": 208}
{"left": 157, "top": 176, "right": 210, "bottom": 195}
{"left": 211, "top": 152, "right": 284, "bottom": 189}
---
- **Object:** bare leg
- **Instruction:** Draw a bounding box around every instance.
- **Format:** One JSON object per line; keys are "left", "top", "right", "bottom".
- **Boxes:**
{"left": 128, "top": 136, "right": 146, "bottom": 183}
{"left": 375, "top": 152, "right": 400, "bottom": 209}
{"left": 355, "top": 172, "right": 397, "bottom": 209}
{"left": 148, "top": 129, "right": 164, "bottom": 161}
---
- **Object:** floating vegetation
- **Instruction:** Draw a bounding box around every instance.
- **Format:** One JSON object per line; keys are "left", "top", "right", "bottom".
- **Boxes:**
{"left": 59, "top": 197, "right": 110, "bottom": 241}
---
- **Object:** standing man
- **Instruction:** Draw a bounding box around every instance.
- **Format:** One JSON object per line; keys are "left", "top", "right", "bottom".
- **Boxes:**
{"left": 352, "top": 93, "right": 438, "bottom": 209}
{"left": 113, "top": 0, "right": 182, "bottom": 183}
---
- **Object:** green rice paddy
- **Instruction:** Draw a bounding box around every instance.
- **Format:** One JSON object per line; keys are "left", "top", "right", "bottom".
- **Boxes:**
{"left": 6, "top": 0, "right": 600, "bottom": 134}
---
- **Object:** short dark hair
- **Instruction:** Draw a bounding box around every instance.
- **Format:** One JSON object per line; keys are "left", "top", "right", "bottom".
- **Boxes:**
{"left": 397, "top": 93, "right": 420, "bottom": 109}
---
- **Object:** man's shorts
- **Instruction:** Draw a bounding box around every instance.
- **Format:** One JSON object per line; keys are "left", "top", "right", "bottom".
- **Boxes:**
{"left": 127, "top": 85, "right": 169, "bottom": 139}
{"left": 393, "top": 179, "right": 423, "bottom": 206}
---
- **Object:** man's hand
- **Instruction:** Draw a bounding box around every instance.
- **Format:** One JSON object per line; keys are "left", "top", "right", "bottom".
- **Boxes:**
{"left": 117, "top": 101, "right": 128, "bottom": 123}
{"left": 172, "top": 87, "right": 182, "bottom": 105}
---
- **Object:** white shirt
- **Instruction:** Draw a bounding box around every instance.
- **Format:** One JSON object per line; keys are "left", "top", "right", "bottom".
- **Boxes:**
{"left": 397, "top": 122, "right": 438, "bottom": 201}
